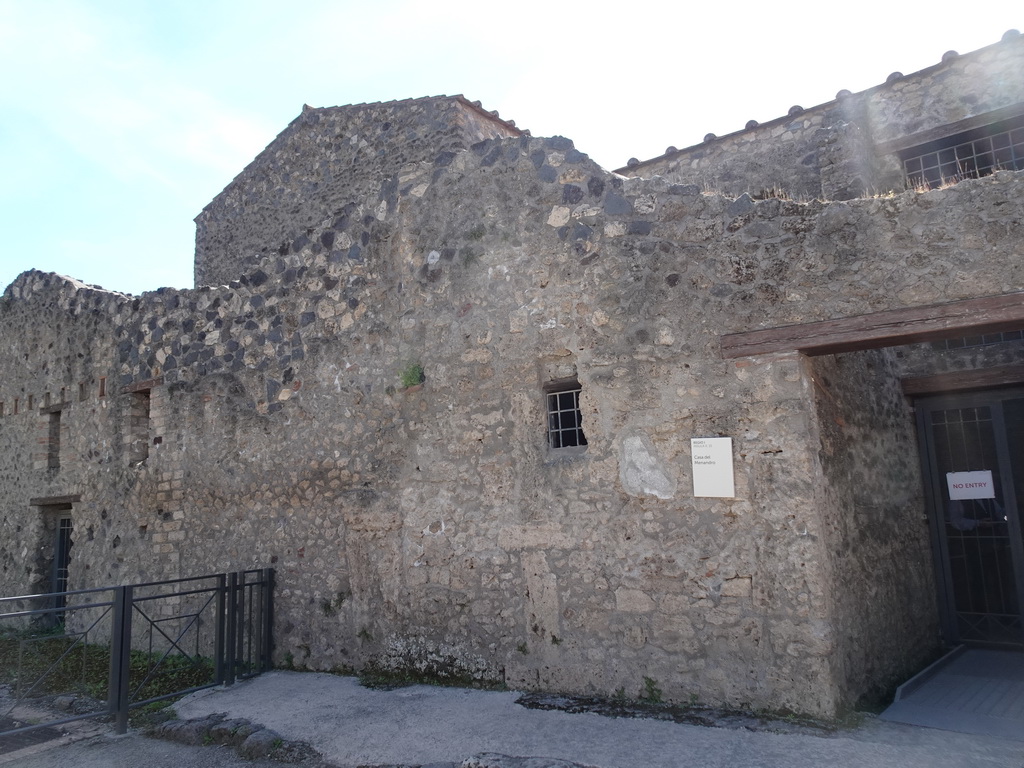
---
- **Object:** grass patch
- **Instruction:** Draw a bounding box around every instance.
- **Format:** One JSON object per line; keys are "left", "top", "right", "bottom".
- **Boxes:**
{"left": 640, "top": 676, "right": 663, "bottom": 704}
{"left": 0, "top": 627, "right": 215, "bottom": 705}
{"left": 399, "top": 363, "right": 425, "bottom": 389}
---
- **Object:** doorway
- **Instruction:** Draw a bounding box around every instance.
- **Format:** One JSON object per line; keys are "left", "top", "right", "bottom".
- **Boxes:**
{"left": 31, "top": 502, "right": 74, "bottom": 624}
{"left": 916, "top": 390, "right": 1024, "bottom": 647}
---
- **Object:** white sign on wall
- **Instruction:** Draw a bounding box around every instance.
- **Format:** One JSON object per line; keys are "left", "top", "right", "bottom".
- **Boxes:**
{"left": 691, "top": 437, "right": 735, "bottom": 498}
{"left": 946, "top": 470, "right": 996, "bottom": 500}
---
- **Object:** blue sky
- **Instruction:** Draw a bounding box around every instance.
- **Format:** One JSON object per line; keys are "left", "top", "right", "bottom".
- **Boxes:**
{"left": 0, "top": 0, "right": 1019, "bottom": 296}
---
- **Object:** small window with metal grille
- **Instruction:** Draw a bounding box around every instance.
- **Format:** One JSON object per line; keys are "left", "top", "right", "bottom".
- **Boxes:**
{"left": 901, "top": 114, "right": 1024, "bottom": 190}
{"left": 546, "top": 380, "right": 587, "bottom": 451}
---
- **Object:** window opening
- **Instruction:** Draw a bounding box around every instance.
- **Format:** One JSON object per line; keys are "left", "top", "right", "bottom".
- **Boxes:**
{"left": 930, "top": 329, "right": 1024, "bottom": 351}
{"left": 79, "top": 382, "right": 86, "bottom": 402}
{"left": 902, "top": 114, "right": 1024, "bottom": 190}
{"left": 546, "top": 380, "right": 587, "bottom": 450}
{"left": 128, "top": 389, "right": 151, "bottom": 463}
{"left": 47, "top": 410, "right": 61, "bottom": 469}
{"left": 98, "top": 377, "right": 106, "bottom": 398}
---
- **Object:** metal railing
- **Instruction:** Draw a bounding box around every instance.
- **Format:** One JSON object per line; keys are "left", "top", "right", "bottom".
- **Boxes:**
{"left": 0, "top": 568, "right": 272, "bottom": 737}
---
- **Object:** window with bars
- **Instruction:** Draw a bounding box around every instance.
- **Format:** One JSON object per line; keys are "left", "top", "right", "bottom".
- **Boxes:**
{"left": 901, "top": 115, "right": 1024, "bottom": 190}
{"left": 930, "top": 329, "right": 1024, "bottom": 351}
{"left": 546, "top": 380, "right": 587, "bottom": 451}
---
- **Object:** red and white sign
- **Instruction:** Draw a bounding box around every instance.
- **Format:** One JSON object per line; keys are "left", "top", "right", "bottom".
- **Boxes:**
{"left": 946, "top": 470, "right": 995, "bottom": 500}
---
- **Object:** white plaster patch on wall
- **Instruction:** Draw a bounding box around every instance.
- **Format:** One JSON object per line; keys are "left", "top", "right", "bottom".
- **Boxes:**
{"left": 619, "top": 434, "right": 677, "bottom": 499}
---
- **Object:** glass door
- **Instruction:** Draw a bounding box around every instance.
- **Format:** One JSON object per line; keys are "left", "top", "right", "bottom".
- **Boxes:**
{"left": 917, "top": 392, "right": 1024, "bottom": 647}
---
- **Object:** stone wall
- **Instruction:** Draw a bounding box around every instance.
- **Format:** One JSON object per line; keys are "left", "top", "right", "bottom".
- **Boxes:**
{"left": 620, "top": 32, "right": 1024, "bottom": 202}
{"left": 3, "top": 124, "right": 1024, "bottom": 719}
{"left": 0, "top": 276, "right": 126, "bottom": 598}
{"left": 895, "top": 337, "right": 1024, "bottom": 380}
{"left": 807, "top": 349, "right": 937, "bottom": 709}
{"left": 865, "top": 34, "right": 1024, "bottom": 146}
{"left": 194, "top": 96, "right": 522, "bottom": 288}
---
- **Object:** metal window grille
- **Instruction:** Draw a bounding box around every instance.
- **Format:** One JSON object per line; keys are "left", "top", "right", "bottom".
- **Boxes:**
{"left": 930, "top": 329, "right": 1024, "bottom": 351}
{"left": 547, "top": 385, "right": 587, "bottom": 450}
{"left": 904, "top": 124, "right": 1024, "bottom": 189}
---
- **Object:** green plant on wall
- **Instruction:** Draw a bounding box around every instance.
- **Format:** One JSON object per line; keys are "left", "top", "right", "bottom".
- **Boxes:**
{"left": 640, "top": 675, "right": 663, "bottom": 704}
{"left": 400, "top": 362, "right": 425, "bottom": 389}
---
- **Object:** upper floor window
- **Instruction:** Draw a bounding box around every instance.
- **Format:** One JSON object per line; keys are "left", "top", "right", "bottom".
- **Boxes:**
{"left": 930, "top": 329, "right": 1024, "bottom": 351}
{"left": 902, "top": 115, "right": 1024, "bottom": 190}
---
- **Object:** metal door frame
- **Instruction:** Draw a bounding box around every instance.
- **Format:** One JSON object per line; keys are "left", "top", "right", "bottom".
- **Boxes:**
{"left": 915, "top": 387, "right": 1024, "bottom": 647}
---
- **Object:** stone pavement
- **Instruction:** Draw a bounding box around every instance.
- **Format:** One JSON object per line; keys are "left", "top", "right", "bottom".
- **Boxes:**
{"left": 5, "top": 670, "right": 1024, "bottom": 767}
{"left": 170, "top": 671, "right": 1021, "bottom": 768}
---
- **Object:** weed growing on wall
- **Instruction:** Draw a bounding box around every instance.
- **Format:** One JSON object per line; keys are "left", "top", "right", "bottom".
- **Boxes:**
{"left": 399, "top": 363, "right": 425, "bottom": 389}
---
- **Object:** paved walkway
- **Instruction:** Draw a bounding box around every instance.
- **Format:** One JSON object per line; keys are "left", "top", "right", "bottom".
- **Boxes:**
{"left": 881, "top": 648, "right": 1024, "bottom": 740}
{"left": 5, "top": 670, "right": 1023, "bottom": 767}
{"left": 161, "top": 671, "right": 1023, "bottom": 768}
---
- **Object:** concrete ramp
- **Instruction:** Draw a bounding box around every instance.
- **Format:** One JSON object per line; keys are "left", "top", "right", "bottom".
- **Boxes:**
{"left": 880, "top": 646, "right": 1024, "bottom": 741}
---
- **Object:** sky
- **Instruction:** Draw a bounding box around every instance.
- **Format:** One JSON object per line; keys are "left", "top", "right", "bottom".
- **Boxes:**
{"left": 0, "top": 1, "right": 1020, "bottom": 296}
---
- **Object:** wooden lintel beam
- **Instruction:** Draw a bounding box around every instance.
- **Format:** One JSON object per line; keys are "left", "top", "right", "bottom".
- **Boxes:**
{"left": 29, "top": 494, "right": 82, "bottom": 506}
{"left": 721, "top": 292, "right": 1024, "bottom": 359}
{"left": 120, "top": 376, "right": 164, "bottom": 394}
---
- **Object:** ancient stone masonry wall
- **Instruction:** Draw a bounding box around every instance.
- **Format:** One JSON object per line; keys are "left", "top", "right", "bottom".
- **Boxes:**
{"left": 194, "top": 96, "right": 521, "bottom": 288}
{"left": 327, "top": 135, "right": 837, "bottom": 714}
{"left": 3, "top": 122, "right": 1024, "bottom": 719}
{"left": 865, "top": 34, "right": 1024, "bottom": 146}
{"left": 176, "top": 138, "right": 1024, "bottom": 714}
{"left": 806, "top": 349, "right": 937, "bottom": 710}
{"left": 621, "top": 33, "right": 1024, "bottom": 201}
{"left": 894, "top": 338, "right": 1024, "bottom": 380}
{"left": 0, "top": 274, "right": 126, "bottom": 597}
{"left": 623, "top": 107, "right": 838, "bottom": 201}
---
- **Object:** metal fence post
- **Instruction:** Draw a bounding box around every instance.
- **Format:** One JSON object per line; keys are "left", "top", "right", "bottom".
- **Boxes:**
{"left": 234, "top": 572, "right": 246, "bottom": 676}
{"left": 108, "top": 585, "right": 133, "bottom": 734}
{"left": 214, "top": 573, "right": 226, "bottom": 684}
{"left": 262, "top": 568, "right": 274, "bottom": 672}
{"left": 225, "top": 572, "right": 238, "bottom": 686}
